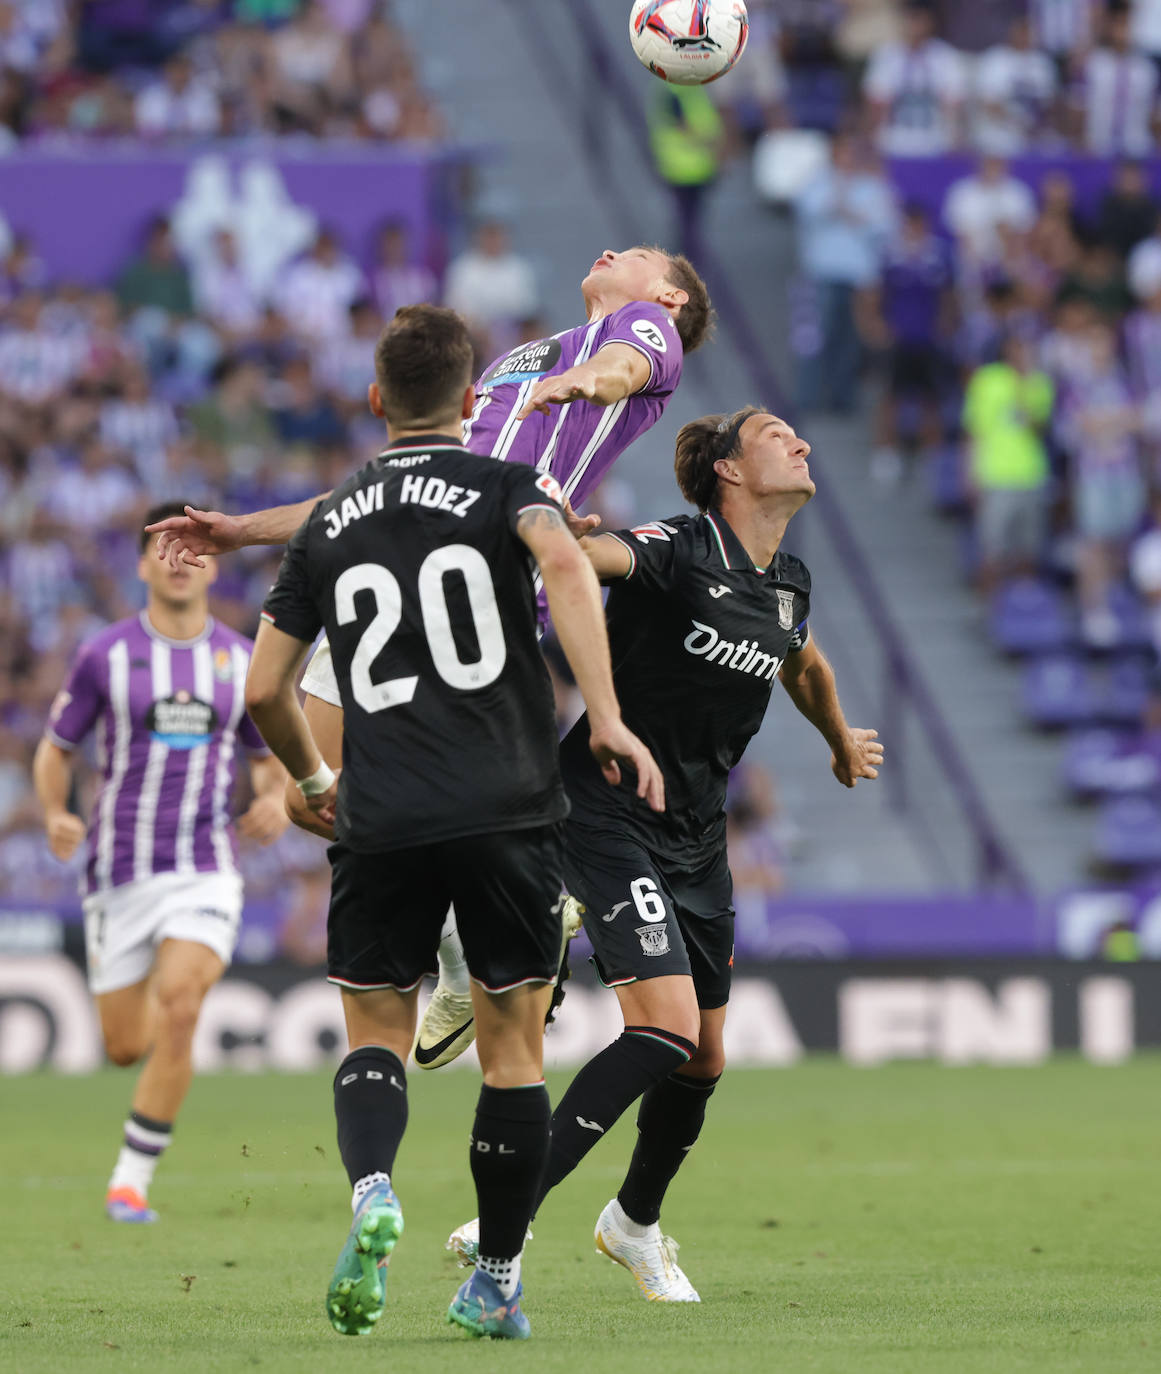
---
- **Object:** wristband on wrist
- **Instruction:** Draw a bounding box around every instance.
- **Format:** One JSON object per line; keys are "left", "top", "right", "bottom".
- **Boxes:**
{"left": 295, "top": 761, "right": 335, "bottom": 797}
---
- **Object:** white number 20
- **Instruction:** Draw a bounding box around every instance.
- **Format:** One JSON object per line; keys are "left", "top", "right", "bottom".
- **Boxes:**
{"left": 334, "top": 546, "right": 507, "bottom": 714}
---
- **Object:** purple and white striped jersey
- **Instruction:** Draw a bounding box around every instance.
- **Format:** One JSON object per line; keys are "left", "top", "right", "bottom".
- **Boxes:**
{"left": 46, "top": 612, "right": 269, "bottom": 896}
{"left": 462, "top": 301, "right": 683, "bottom": 508}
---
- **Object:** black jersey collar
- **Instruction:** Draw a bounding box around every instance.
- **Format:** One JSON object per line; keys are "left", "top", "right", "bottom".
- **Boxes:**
{"left": 704, "top": 508, "right": 764, "bottom": 574}
{"left": 381, "top": 432, "right": 467, "bottom": 454}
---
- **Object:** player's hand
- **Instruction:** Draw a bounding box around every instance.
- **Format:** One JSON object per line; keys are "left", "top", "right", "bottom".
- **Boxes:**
{"left": 831, "top": 728, "right": 883, "bottom": 788}
{"left": 588, "top": 718, "right": 666, "bottom": 813}
{"left": 516, "top": 369, "right": 599, "bottom": 419}
{"left": 145, "top": 506, "right": 246, "bottom": 569}
{"left": 45, "top": 809, "right": 86, "bottom": 862}
{"left": 237, "top": 791, "right": 291, "bottom": 846}
{"left": 562, "top": 497, "right": 601, "bottom": 541}
{"left": 305, "top": 781, "right": 338, "bottom": 829}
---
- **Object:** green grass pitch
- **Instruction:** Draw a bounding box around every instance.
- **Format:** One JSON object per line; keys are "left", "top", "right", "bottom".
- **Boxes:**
{"left": 3, "top": 1059, "right": 1160, "bottom": 1373}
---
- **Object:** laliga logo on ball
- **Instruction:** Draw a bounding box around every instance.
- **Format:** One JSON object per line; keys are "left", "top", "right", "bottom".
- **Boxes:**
{"left": 629, "top": 0, "right": 749, "bottom": 86}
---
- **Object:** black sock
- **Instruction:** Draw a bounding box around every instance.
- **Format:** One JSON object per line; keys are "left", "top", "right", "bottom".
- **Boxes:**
{"left": 333, "top": 1046, "right": 408, "bottom": 1186}
{"left": 471, "top": 1082, "right": 551, "bottom": 1261}
{"left": 617, "top": 1071, "right": 720, "bottom": 1226}
{"left": 535, "top": 1026, "right": 696, "bottom": 1209}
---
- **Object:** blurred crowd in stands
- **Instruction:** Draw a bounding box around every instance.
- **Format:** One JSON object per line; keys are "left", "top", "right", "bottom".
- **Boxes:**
{"left": 733, "top": 1, "right": 1161, "bottom": 876}
{"left": 0, "top": 0, "right": 444, "bottom": 147}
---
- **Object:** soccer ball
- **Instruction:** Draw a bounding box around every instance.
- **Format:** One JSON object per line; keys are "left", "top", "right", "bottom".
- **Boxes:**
{"left": 629, "top": 0, "right": 749, "bottom": 86}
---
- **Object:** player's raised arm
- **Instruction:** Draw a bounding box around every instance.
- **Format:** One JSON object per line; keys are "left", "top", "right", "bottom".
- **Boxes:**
{"left": 778, "top": 637, "right": 884, "bottom": 788}
{"left": 516, "top": 342, "right": 652, "bottom": 419}
{"left": 516, "top": 505, "right": 664, "bottom": 812}
{"left": 145, "top": 494, "right": 330, "bottom": 569}
{"left": 245, "top": 621, "right": 338, "bottom": 826}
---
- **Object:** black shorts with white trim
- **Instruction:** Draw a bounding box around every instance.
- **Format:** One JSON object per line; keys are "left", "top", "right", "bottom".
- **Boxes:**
{"left": 327, "top": 823, "right": 565, "bottom": 993}
{"left": 562, "top": 818, "right": 734, "bottom": 1009}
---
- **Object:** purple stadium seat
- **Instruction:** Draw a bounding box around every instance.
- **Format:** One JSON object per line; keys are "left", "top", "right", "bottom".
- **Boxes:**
{"left": 1021, "top": 655, "right": 1098, "bottom": 727}
{"left": 991, "top": 579, "right": 1077, "bottom": 655}
{"left": 1102, "top": 657, "right": 1151, "bottom": 725}
{"left": 1094, "top": 795, "right": 1161, "bottom": 868}
{"left": 1062, "top": 728, "right": 1160, "bottom": 797}
{"left": 1103, "top": 583, "right": 1154, "bottom": 654}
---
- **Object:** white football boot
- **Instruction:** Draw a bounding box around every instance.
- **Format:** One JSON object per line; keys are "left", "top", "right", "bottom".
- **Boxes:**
{"left": 412, "top": 985, "right": 476, "bottom": 1069}
{"left": 446, "top": 1216, "right": 532, "bottom": 1267}
{"left": 594, "top": 1199, "right": 700, "bottom": 1302}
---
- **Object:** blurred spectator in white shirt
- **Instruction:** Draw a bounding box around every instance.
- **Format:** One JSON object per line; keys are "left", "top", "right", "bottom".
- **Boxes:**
{"left": 1127, "top": 211, "right": 1161, "bottom": 301}
{"left": 1077, "top": 8, "right": 1159, "bottom": 157}
{"left": 973, "top": 16, "right": 1059, "bottom": 155}
{"left": 944, "top": 156, "right": 1038, "bottom": 278}
{"left": 0, "top": 292, "right": 82, "bottom": 404}
{"left": 135, "top": 54, "right": 221, "bottom": 139}
{"left": 276, "top": 231, "right": 366, "bottom": 342}
{"left": 372, "top": 221, "right": 438, "bottom": 320}
{"left": 1131, "top": 0, "right": 1161, "bottom": 63}
{"left": 193, "top": 229, "right": 262, "bottom": 336}
{"left": 99, "top": 366, "right": 180, "bottom": 490}
{"left": 863, "top": 2, "right": 965, "bottom": 156}
{"left": 444, "top": 221, "right": 539, "bottom": 357}
{"left": 1028, "top": 0, "right": 1099, "bottom": 62}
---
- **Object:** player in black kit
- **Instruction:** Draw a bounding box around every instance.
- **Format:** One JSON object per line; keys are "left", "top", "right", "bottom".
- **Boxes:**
{"left": 449, "top": 406, "right": 884, "bottom": 1301}
{"left": 244, "top": 306, "right": 663, "bottom": 1343}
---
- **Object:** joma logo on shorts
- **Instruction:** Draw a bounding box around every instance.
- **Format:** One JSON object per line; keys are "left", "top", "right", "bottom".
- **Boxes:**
{"left": 682, "top": 621, "right": 783, "bottom": 680}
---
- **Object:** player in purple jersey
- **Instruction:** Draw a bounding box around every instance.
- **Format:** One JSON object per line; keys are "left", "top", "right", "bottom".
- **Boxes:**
{"left": 32, "top": 503, "right": 288, "bottom": 1224}
{"left": 144, "top": 247, "right": 712, "bottom": 1063}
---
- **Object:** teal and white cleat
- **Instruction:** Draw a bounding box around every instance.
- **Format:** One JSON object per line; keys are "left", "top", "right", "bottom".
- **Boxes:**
{"left": 594, "top": 1199, "right": 700, "bottom": 1302}
{"left": 446, "top": 1216, "right": 532, "bottom": 1267}
{"left": 447, "top": 1270, "right": 531, "bottom": 1340}
{"left": 325, "top": 1183, "right": 404, "bottom": 1335}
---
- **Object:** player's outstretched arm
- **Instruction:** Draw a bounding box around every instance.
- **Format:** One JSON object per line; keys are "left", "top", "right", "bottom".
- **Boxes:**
{"left": 237, "top": 754, "right": 291, "bottom": 846}
{"left": 778, "top": 638, "right": 884, "bottom": 788}
{"left": 560, "top": 498, "right": 635, "bottom": 581}
{"left": 145, "top": 494, "right": 330, "bottom": 569}
{"left": 516, "top": 506, "right": 664, "bottom": 813}
{"left": 32, "top": 738, "right": 87, "bottom": 861}
{"left": 284, "top": 693, "right": 344, "bottom": 841}
{"left": 516, "top": 343, "right": 651, "bottom": 419}
{"left": 245, "top": 622, "right": 339, "bottom": 826}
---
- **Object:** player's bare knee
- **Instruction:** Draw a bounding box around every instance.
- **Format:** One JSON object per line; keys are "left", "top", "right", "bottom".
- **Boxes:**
{"left": 104, "top": 1035, "right": 148, "bottom": 1067}
{"left": 154, "top": 981, "right": 209, "bottom": 1041}
{"left": 685, "top": 1044, "right": 725, "bottom": 1079}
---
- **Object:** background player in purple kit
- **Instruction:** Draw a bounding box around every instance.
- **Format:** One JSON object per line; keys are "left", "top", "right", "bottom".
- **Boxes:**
{"left": 32, "top": 503, "right": 288, "bottom": 1224}
{"left": 145, "top": 247, "right": 712, "bottom": 1063}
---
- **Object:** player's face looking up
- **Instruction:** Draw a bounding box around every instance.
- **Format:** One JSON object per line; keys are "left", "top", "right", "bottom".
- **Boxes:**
{"left": 715, "top": 412, "right": 815, "bottom": 508}
{"left": 582, "top": 246, "right": 688, "bottom": 316}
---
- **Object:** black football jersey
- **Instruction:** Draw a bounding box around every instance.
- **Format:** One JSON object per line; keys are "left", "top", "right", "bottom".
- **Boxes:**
{"left": 262, "top": 435, "right": 570, "bottom": 852}
{"left": 559, "top": 509, "right": 810, "bottom": 866}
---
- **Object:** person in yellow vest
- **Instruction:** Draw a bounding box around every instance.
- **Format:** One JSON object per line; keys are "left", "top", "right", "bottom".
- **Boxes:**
{"left": 648, "top": 84, "right": 725, "bottom": 262}
{"left": 963, "top": 334, "right": 1054, "bottom": 595}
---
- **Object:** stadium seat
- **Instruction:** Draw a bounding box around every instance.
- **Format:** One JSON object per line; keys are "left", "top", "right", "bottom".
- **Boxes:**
{"left": 1093, "top": 795, "right": 1161, "bottom": 869}
{"left": 992, "top": 579, "right": 1078, "bottom": 656}
{"left": 1061, "top": 728, "right": 1161, "bottom": 798}
{"left": 1021, "top": 655, "right": 1099, "bottom": 728}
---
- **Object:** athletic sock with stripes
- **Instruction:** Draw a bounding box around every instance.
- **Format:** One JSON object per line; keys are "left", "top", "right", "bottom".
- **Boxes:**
{"left": 534, "top": 1026, "right": 696, "bottom": 1209}
{"left": 333, "top": 1046, "right": 409, "bottom": 1186}
{"left": 108, "top": 1110, "right": 172, "bottom": 1198}
{"left": 617, "top": 1071, "right": 721, "bottom": 1225}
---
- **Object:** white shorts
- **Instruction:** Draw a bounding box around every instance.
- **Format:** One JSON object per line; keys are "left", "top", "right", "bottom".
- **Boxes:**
{"left": 301, "top": 636, "right": 340, "bottom": 707}
{"left": 81, "top": 871, "right": 243, "bottom": 995}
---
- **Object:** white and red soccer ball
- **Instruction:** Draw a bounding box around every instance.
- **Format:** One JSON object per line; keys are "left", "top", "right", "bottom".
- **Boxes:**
{"left": 629, "top": 0, "right": 749, "bottom": 86}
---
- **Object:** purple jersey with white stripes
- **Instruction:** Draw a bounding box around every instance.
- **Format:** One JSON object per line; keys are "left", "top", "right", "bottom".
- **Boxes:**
{"left": 46, "top": 612, "right": 269, "bottom": 896}
{"left": 464, "top": 301, "right": 683, "bottom": 506}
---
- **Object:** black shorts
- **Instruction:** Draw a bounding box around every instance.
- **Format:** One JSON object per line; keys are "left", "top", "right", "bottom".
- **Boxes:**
{"left": 327, "top": 823, "right": 565, "bottom": 993}
{"left": 562, "top": 819, "right": 734, "bottom": 1009}
{"left": 888, "top": 342, "right": 942, "bottom": 399}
